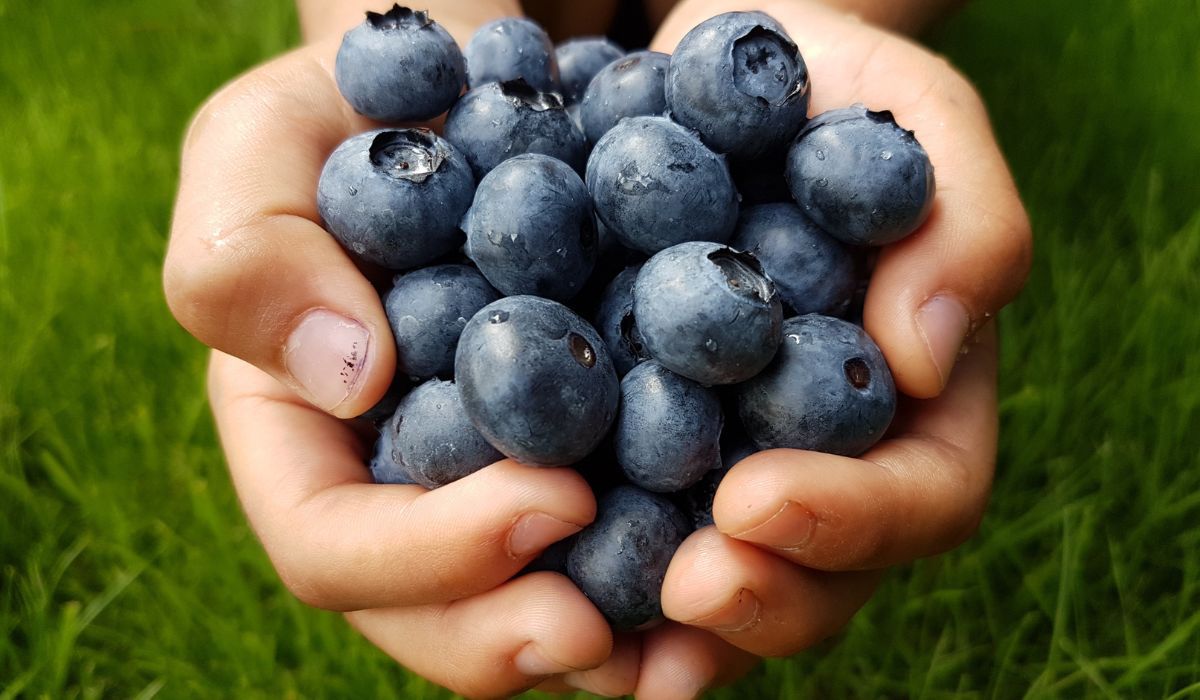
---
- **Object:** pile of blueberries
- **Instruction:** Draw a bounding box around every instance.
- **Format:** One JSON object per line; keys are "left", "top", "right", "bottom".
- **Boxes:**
{"left": 318, "top": 5, "right": 934, "bottom": 630}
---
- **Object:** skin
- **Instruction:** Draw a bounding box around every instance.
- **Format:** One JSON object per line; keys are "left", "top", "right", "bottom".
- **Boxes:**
{"left": 164, "top": 0, "right": 1031, "bottom": 697}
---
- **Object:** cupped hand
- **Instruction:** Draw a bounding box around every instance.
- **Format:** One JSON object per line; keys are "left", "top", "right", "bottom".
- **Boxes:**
{"left": 638, "top": 0, "right": 1032, "bottom": 694}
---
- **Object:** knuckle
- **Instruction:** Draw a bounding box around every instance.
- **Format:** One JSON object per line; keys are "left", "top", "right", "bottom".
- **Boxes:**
{"left": 163, "top": 220, "right": 267, "bottom": 345}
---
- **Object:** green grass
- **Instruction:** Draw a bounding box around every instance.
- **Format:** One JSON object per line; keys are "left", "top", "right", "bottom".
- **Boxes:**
{"left": 1, "top": 0, "right": 1198, "bottom": 697}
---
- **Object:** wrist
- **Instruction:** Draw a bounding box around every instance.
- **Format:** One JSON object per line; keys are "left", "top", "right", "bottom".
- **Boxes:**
{"left": 297, "top": 1, "right": 522, "bottom": 45}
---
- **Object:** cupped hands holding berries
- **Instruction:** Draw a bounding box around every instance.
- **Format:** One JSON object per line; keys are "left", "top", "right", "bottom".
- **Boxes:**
{"left": 163, "top": 0, "right": 1031, "bottom": 697}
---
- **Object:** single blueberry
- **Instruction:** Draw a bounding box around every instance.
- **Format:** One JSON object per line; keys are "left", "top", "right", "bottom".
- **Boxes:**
{"left": 566, "top": 485, "right": 691, "bottom": 630}
{"left": 455, "top": 296, "right": 619, "bottom": 466}
{"left": 444, "top": 79, "right": 588, "bottom": 180}
{"left": 579, "top": 51, "right": 670, "bottom": 144}
{"left": 586, "top": 116, "right": 739, "bottom": 255}
{"left": 634, "top": 241, "right": 783, "bottom": 385}
{"left": 667, "top": 12, "right": 810, "bottom": 160}
{"left": 556, "top": 37, "right": 625, "bottom": 105}
{"left": 465, "top": 17, "right": 560, "bottom": 93}
{"left": 736, "top": 314, "right": 896, "bottom": 456}
{"left": 334, "top": 6, "right": 466, "bottom": 122}
{"left": 730, "top": 203, "right": 857, "bottom": 316}
{"left": 317, "top": 129, "right": 474, "bottom": 270}
{"left": 614, "top": 361, "right": 724, "bottom": 493}
{"left": 786, "top": 104, "right": 936, "bottom": 246}
{"left": 378, "top": 379, "right": 503, "bottom": 488}
{"left": 593, "top": 264, "right": 650, "bottom": 377}
{"left": 464, "top": 154, "right": 597, "bottom": 301}
{"left": 384, "top": 264, "right": 501, "bottom": 381}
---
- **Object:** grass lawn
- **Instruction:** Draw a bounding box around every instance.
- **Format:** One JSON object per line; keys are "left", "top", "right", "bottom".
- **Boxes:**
{"left": 2, "top": 0, "right": 1199, "bottom": 697}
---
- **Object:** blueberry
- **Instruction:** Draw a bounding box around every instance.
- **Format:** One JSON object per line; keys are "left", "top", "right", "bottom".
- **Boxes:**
{"left": 666, "top": 12, "right": 810, "bottom": 160}
{"left": 384, "top": 264, "right": 501, "bottom": 381}
{"left": 586, "top": 116, "right": 738, "bottom": 255}
{"left": 455, "top": 296, "right": 619, "bottom": 466}
{"left": 368, "top": 425, "right": 417, "bottom": 485}
{"left": 579, "top": 51, "right": 670, "bottom": 144}
{"left": 317, "top": 129, "right": 474, "bottom": 270}
{"left": 464, "top": 154, "right": 597, "bottom": 301}
{"left": 556, "top": 37, "right": 625, "bottom": 105}
{"left": 634, "top": 242, "right": 783, "bottom": 385}
{"left": 593, "top": 264, "right": 650, "bottom": 377}
{"left": 786, "top": 105, "right": 936, "bottom": 246}
{"left": 465, "top": 17, "right": 560, "bottom": 93}
{"left": 566, "top": 485, "right": 690, "bottom": 630}
{"left": 730, "top": 203, "right": 857, "bottom": 316}
{"left": 614, "top": 361, "right": 723, "bottom": 493}
{"left": 444, "top": 80, "right": 588, "bottom": 179}
{"left": 736, "top": 314, "right": 896, "bottom": 456}
{"left": 378, "top": 379, "right": 503, "bottom": 488}
{"left": 334, "top": 6, "right": 466, "bottom": 122}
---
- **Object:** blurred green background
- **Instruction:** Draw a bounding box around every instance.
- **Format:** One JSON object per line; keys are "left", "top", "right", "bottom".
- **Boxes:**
{"left": 2, "top": 0, "right": 1198, "bottom": 697}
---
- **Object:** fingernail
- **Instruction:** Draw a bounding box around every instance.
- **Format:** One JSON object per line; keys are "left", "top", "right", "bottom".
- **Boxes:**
{"left": 514, "top": 643, "right": 581, "bottom": 677}
{"left": 508, "top": 513, "right": 583, "bottom": 559}
{"left": 683, "top": 588, "right": 761, "bottom": 633}
{"left": 284, "top": 309, "right": 370, "bottom": 412}
{"left": 915, "top": 295, "right": 971, "bottom": 388}
{"left": 730, "top": 500, "right": 816, "bottom": 551}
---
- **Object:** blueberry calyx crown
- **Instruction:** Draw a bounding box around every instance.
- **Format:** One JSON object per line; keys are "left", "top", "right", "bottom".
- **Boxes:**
{"left": 366, "top": 4, "right": 431, "bottom": 30}
{"left": 499, "top": 79, "right": 565, "bottom": 112}
{"left": 707, "top": 248, "right": 775, "bottom": 305}
{"left": 731, "top": 25, "right": 807, "bottom": 107}
{"left": 368, "top": 129, "right": 447, "bottom": 184}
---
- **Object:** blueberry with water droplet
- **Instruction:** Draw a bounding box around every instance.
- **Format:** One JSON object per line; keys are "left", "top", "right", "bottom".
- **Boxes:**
{"left": 634, "top": 241, "right": 782, "bottom": 385}
{"left": 736, "top": 314, "right": 896, "bottom": 456}
{"left": 464, "top": 154, "right": 597, "bottom": 302}
{"left": 384, "top": 264, "right": 501, "bottom": 381}
{"left": 445, "top": 80, "right": 587, "bottom": 179}
{"left": 464, "top": 17, "right": 560, "bottom": 93}
{"left": 586, "top": 117, "right": 738, "bottom": 255}
{"left": 786, "top": 104, "right": 935, "bottom": 246}
{"left": 318, "top": 129, "right": 474, "bottom": 270}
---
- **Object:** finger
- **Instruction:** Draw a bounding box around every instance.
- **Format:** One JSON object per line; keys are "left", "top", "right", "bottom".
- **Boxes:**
{"left": 209, "top": 352, "right": 595, "bottom": 611}
{"left": 714, "top": 323, "right": 998, "bottom": 570}
{"left": 561, "top": 633, "right": 642, "bottom": 697}
{"left": 662, "top": 527, "right": 881, "bottom": 658}
{"left": 348, "top": 572, "right": 613, "bottom": 699}
{"left": 164, "top": 37, "right": 396, "bottom": 418}
{"left": 634, "top": 622, "right": 759, "bottom": 700}
{"left": 654, "top": 1, "right": 1032, "bottom": 398}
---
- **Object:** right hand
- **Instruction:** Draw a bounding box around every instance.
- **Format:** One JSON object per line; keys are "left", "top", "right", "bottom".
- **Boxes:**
{"left": 165, "top": 37, "right": 635, "bottom": 698}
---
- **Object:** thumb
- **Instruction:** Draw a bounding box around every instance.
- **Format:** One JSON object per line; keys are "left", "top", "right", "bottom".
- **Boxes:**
{"left": 164, "top": 41, "right": 395, "bottom": 417}
{"left": 863, "top": 78, "right": 1032, "bottom": 399}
